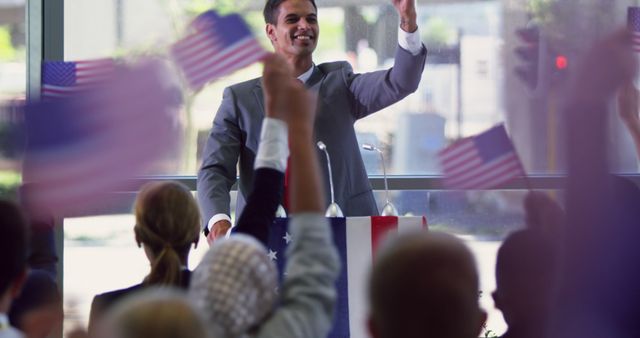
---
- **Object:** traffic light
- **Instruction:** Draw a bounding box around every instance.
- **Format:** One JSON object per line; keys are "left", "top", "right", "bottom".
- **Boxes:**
{"left": 514, "top": 26, "right": 540, "bottom": 90}
{"left": 550, "top": 53, "right": 569, "bottom": 85}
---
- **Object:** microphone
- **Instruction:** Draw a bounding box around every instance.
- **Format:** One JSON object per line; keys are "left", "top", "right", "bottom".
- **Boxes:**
{"left": 362, "top": 143, "right": 398, "bottom": 216}
{"left": 362, "top": 144, "right": 376, "bottom": 151}
{"left": 317, "top": 141, "right": 344, "bottom": 217}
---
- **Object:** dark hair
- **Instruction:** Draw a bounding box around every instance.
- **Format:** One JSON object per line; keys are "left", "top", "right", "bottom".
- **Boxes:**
{"left": 0, "top": 199, "right": 29, "bottom": 294}
{"left": 9, "top": 270, "right": 61, "bottom": 328}
{"left": 369, "top": 231, "right": 482, "bottom": 338}
{"left": 495, "top": 229, "right": 557, "bottom": 292}
{"left": 263, "top": 0, "right": 317, "bottom": 25}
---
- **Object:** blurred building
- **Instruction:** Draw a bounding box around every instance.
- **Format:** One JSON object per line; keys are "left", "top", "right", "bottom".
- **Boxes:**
{"left": 392, "top": 113, "right": 445, "bottom": 174}
{"left": 0, "top": 0, "right": 23, "bottom": 25}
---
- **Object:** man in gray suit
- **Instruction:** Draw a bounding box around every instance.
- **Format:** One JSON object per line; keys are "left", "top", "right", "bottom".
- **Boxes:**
{"left": 198, "top": 0, "right": 427, "bottom": 242}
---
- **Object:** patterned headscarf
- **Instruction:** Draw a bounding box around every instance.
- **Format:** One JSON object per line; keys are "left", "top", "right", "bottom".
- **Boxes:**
{"left": 189, "top": 234, "right": 278, "bottom": 337}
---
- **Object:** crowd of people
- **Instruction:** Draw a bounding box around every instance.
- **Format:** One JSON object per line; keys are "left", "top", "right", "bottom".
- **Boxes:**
{"left": 3, "top": 0, "right": 640, "bottom": 337}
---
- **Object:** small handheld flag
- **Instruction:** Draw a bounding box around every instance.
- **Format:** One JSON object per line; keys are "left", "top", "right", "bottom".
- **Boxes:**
{"left": 171, "top": 10, "right": 268, "bottom": 90}
{"left": 438, "top": 124, "right": 525, "bottom": 189}
{"left": 628, "top": 7, "right": 640, "bottom": 53}
{"left": 41, "top": 59, "right": 116, "bottom": 100}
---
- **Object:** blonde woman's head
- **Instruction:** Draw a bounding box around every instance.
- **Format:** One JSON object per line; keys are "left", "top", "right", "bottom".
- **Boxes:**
{"left": 133, "top": 181, "right": 201, "bottom": 286}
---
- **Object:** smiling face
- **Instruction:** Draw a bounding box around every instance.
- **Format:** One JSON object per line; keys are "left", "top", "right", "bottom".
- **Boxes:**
{"left": 265, "top": 0, "right": 319, "bottom": 61}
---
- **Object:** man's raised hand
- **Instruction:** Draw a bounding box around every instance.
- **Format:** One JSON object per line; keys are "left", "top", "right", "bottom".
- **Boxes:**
{"left": 392, "top": 0, "right": 418, "bottom": 33}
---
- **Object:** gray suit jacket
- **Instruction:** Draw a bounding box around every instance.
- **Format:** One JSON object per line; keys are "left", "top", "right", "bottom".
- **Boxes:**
{"left": 197, "top": 45, "right": 427, "bottom": 230}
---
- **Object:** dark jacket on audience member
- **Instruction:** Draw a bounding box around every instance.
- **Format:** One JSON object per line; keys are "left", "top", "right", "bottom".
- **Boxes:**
{"left": 88, "top": 269, "right": 192, "bottom": 331}
{"left": 232, "top": 167, "right": 284, "bottom": 246}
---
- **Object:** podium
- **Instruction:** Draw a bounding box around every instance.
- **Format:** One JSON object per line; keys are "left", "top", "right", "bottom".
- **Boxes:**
{"left": 268, "top": 216, "right": 427, "bottom": 338}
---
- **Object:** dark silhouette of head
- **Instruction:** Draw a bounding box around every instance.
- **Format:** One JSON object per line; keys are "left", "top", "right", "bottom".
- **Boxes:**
{"left": 9, "top": 270, "right": 62, "bottom": 338}
{"left": 368, "top": 231, "right": 486, "bottom": 338}
{"left": 493, "top": 229, "right": 558, "bottom": 338}
{"left": 0, "top": 199, "right": 29, "bottom": 299}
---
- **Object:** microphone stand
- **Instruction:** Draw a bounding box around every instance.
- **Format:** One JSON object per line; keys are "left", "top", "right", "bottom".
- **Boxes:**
{"left": 317, "top": 141, "right": 344, "bottom": 217}
{"left": 362, "top": 143, "right": 398, "bottom": 216}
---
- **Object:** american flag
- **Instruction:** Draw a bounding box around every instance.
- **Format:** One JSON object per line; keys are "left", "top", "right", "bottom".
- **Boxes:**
{"left": 41, "top": 59, "right": 116, "bottom": 100}
{"left": 22, "top": 60, "right": 179, "bottom": 217}
{"left": 629, "top": 7, "right": 640, "bottom": 53}
{"left": 171, "top": 10, "right": 268, "bottom": 90}
{"left": 268, "top": 216, "right": 427, "bottom": 338}
{"left": 438, "top": 124, "right": 525, "bottom": 189}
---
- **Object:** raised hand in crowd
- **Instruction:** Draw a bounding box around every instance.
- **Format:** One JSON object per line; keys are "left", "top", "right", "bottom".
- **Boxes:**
{"left": 261, "top": 54, "right": 323, "bottom": 213}
{"left": 617, "top": 81, "right": 640, "bottom": 159}
{"left": 229, "top": 54, "right": 299, "bottom": 245}
{"left": 571, "top": 29, "right": 637, "bottom": 104}
{"left": 188, "top": 53, "right": 339, "bottom": 338}
{"left": 523, "top": 191, "right": 564, "bottom": 235}
{"left": 552, "top": 28, "right": 640, "bottom": 338}
{"left": 262, "top": 54, "right": 296, "bottom": 121}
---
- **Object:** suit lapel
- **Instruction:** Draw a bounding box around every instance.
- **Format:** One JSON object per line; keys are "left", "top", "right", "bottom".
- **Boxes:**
{"left": 253, "top": 65, "right": 327, "bottom": 114}
{"left": 253, "top": 80, "right": 265, "bottom": 117}
{"left": 306, "top": 66, "right": 324, "bottom": 89}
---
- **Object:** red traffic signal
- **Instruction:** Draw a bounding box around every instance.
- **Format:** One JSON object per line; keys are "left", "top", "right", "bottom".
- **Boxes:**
{"left": 555, "top": 55, "right": 568, "bottom": 70}
{"left": 549, "top": 54, "right": 569, "bottom": 85}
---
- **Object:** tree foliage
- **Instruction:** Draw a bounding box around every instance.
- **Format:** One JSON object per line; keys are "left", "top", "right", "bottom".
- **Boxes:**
{"left": 0, "top": 26, "right": 16, "bottom": 61}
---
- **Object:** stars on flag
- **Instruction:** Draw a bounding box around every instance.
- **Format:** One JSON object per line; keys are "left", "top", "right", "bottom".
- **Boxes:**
{"left": 267, "top": 232, "right": 293, "bottom": 262}
{"left": 268, "top": 249, "right": 278, "bottom": 261}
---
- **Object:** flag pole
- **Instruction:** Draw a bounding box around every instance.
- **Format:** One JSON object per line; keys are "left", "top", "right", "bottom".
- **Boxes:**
{"left": 519, "top": 158, "right": 533, "bottom": 193}
{"left": 523, "top": 173, "right": 533, "bottom": 193}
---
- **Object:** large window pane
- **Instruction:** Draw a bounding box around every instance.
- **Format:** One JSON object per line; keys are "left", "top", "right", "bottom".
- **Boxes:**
{"left": 0, "top": 0, "right": 25, "bottom": 200}
{"left": 65, "top": 0, "right": 640, "bottom": 177}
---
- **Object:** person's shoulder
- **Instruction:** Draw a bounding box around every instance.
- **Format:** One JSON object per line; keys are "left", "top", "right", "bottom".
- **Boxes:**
{"left": 228, "top": 77, "right": 262, "bottom": 94}
{"left": 317, "top": 60, "right": 352, "bottom": 74}
{"left": 93, "top": 283, "right": 144, "bottom": 307}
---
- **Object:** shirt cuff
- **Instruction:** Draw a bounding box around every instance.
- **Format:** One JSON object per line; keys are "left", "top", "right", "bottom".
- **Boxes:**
{"left": 398, "top": 27, "right": 423, "bottom": 56}
{"left": 255, "top": 117, "right": 289, "bottom": 172}
{"left": 207, "top": 213, "right": 232, "bottom": 232}
{"left": 289, "top": 213, "right": 330, "bottom": 238}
